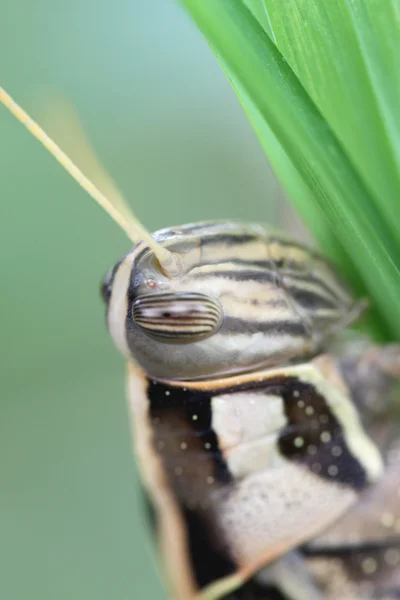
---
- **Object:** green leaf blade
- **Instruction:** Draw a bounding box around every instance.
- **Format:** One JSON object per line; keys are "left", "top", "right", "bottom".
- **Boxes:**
{"left": 262, "top": 0, "right": 400, "bottom": 246}
{"left": 180, "top": 0, "right": 400, "bottom": 339}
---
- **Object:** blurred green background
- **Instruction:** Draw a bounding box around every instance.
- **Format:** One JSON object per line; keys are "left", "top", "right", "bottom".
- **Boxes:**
{"left": 0, "top": 1, "right": 298, "bottom": 598}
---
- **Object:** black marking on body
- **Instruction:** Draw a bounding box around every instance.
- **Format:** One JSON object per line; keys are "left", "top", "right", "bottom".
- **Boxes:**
{"left": 275, "top": 378, "right": 367, "bottom": 489}
{"left": 147, "top": 379, "right": 237, "bottom": 590}
{"left": 148, "top": 379, "right": 232, "bottom": 485}
{"left": 188, "top": 256, "right": 338, "bottom": 287}
{"left": 146, "top": 374, "right": 368, "bottom": 594}
{"left": 303, "top": 539, "right": 400, "bottom": 595}
{"left": 189, "top": 261, "right": 343, "bottom": 315}
{"left": 302, "top": 538, "right": 400, "bottom": 558}
{"left": 282, "top": 271, "right": 349, "bottom": 305}
{"left": 200, "top": 233, "right": 260, "bottom": 247}
{"left": 285, "top": 287, "right": 339, "bottom": 311}
{"left": 223, "top": 579, "right": 289, "bottom": 600}
{"left": 183, "top": 507, "right": 237, "bottom": 589}
{"left": 212, "top": 375, "right": 367, "bottom": 490}
{"left": 100, "top": 257, "right": 123, "bottom": 305}
{"left": 221, "top": 317, "right": 309, "bottom": 338}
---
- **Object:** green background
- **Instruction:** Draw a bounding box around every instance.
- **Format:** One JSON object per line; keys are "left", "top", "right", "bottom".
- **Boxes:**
{"left": 0, "top": 1, "right": 296, "bottom": 598}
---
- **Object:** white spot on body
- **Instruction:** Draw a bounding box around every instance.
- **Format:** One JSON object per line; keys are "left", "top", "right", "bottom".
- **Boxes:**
{"left": 380, "top": 512, "right": 395, "bottom": 528}
{"left": 294, "top": 437, "right": 304, "bottom": 448}
{"left": 361, "top": 557, "right": 377, "bottom": 575}
{"left": 328, "top": 465, "right": 339, "bottom": 477}
{"left": 384, "top": 548, "right": 400, "bottom": 566}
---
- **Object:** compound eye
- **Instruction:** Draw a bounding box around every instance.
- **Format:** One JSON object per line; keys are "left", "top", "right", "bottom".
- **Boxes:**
{"left": 132, "top": 292, "right": 223, "bottom": 344}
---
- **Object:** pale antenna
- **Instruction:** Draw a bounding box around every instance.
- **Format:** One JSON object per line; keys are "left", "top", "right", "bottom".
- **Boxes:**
{"left": 0, "top": 86, "right": 181, "bottom": 276}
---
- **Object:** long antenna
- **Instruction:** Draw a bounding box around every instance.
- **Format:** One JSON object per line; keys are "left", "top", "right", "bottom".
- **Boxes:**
{"left": 0, "top": 86, "right": 181, "bottom": 276}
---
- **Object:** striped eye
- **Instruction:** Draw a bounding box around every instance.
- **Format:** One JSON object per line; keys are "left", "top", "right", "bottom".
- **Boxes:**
{"left": 132, "top": 292, "right": 223, "bottom": 344}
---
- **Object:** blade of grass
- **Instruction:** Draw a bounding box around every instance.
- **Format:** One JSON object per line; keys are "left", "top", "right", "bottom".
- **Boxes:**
{"left": 225, "top": 77, "right": 362, "bottom": 280}
{"left": 211, "top": 2, "right": 365, "bottom": 288}
{"left": 243, "top": 0, "right": 275, "bottom": 39}
{"left": 180, "top": 0, "right": 400, "bottom": 338}
{"left": 227, "top": 76, "right": 385, "bottom": 340}
{"left": 259, "top": 0, "right": 400, "bottom": 247}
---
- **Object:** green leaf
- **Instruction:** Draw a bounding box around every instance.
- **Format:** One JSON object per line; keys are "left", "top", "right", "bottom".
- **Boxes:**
{"left": 243, "top": 0, "right": 275, "bottom": 38}
{"left": 180, "top": 0, "right": 400, "bottom": 339}
{"left": 260, "top": 0, "right": 400, "bottom": 247}
{"left": 228, "top": 79, "right": 390, "bottom": 339}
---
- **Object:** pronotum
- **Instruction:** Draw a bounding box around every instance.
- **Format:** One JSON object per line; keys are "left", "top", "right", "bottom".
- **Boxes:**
{"left": 1, "top": 86, "right": 400, "bottom": 600}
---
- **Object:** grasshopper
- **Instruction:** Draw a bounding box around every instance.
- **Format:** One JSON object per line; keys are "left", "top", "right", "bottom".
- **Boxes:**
{"left": 1, "top": 87, "right": 400, "bottom": 600}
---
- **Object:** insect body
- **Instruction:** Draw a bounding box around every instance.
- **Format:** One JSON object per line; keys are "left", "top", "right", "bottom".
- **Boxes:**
{"left": 102, "top": 221, "right": 399, "bottom": 600}
{"left": 2, "top": 88, "right": 399, "bottom": 600}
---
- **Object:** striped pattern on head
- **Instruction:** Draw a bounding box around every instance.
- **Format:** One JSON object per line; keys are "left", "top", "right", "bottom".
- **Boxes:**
{"left": 103, "top": 221, "right": 356, "bottom": 381}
